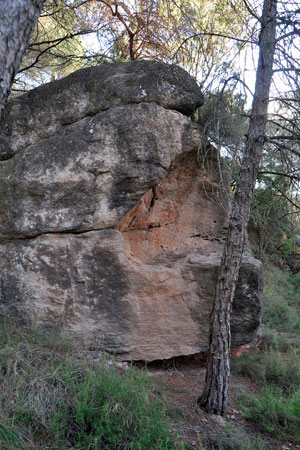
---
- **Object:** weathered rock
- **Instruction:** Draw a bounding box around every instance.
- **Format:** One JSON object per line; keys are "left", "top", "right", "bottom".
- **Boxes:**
{"left": 0, "top": 60, "right": 204, "bottom": 160}
{"left": 0, "top": 103, "right": 195, "bottom": 239}
{"left": 0, "top": 230, "right": 133, "bottom": 352}
{"left": 115, "top": 150, "right": 262, "bottom": 358}
{"left": 0, "top": 61, "right": 262, "bottom": 361}
{"left": 0, "top": 150, "right": 262, "bottom": 360}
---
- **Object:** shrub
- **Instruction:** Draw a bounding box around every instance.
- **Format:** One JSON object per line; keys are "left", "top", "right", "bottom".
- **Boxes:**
{"left": 203, "top": 422, "right": 267, "bottom": 450}
{"left": 47, "top": 363, "right": 178, "bottom": 449}
{"left": 0, "top": 420, "right": 30, "bottom": 450}
{"left": 262, "top": 296, "right": 300, "bottom": 332}
{"left": 262, "top": 265, "right": 300, "bottom": 333}
{"left": 0, "top": 318, "right": 184, "bottom": 449}
{"left": 241, "top": 387, "right": 300, "bottom": 441}
{"left": 232, "top": 349, "right": 300, "bottom": 394}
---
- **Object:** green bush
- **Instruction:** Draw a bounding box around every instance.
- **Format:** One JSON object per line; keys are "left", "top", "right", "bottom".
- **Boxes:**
{"left": 257, "top": 327, "right": 291, "bottom": 352}
{"left": 232, "top": 349, "right": 300, "bottom": 394}
{"left": 203, "top": 422, "right": 267, "bottom": 449}
{"left": 262, "top": 265, "right": 300, "bottom": 333}
{"left": 47, "top": 363, "right": 178, "bottom": 449}
{"left": 289, "top": 272, "right": 300, "bottom": 304}
{"left": 0, "top": 420, "right": 31, "bottom": 450}
{"left": 263, "top": 296, "right": 300, "bottom": 332}
{"left": 241, "top": 387, "right": 300, "bottom": 441}
{"left": 0, "top": 319, "right": 184, "bottom": 449}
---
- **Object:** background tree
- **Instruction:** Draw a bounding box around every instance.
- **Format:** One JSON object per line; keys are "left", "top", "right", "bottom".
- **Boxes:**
{"left": 16, "top": 0, "right": 90, "bottom": 89}
{"left": 250, "top": 119, "right": 300, "bottom": 260}
{"left": 12, "top": 0, "right": 252, "bottom": 93}
{"left": 197, "top": 0, "right": 300, "bottom": 263}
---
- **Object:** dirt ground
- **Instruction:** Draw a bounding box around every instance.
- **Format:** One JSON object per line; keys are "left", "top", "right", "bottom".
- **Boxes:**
{"left": 146, "top": 364, "right": 300, "bottom": 450}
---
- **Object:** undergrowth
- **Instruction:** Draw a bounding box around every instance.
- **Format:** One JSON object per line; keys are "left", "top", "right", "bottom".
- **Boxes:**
{"left": 2, "top": 263, "right": 300, "bottom": 448}
{"left": 203, "top": 422, "right": 267, "bottom": 450}
{"left": 232, "top": 264, "right": 300, "bottom": 443}
{"left": 232, "top": 348, "right": 300, "bottom": 394}
{"left": 232, "top": 348, "right": 300, "bottom": 441}
{"left": 262, "top": 265, "right": 300, "bottom": 333}
{"left": 0, "top": 319, "right": 185, "bottom": 449}
{"left": 241, "top": 387, "right": 300, "bottom": 441}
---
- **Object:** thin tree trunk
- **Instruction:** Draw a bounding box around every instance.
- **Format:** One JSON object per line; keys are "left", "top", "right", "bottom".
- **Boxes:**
{"left": 198, "top": 0, "right": 277, "bottom": 416}
{"left": 0, "top": 0, "right": 45, "bottom": 117}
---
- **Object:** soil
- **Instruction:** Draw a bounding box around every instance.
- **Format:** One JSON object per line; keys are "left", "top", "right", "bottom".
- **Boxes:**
{"left": 145, "top": 363, "right": 300, "bottom": 450}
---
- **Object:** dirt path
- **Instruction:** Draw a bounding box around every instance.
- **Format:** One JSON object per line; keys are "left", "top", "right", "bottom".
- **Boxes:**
{"left": 148, "top": 365, "right": 297, "bottom": 450}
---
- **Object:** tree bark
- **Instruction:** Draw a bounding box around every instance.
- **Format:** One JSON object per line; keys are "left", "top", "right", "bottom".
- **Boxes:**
{"left": 198, "top": 0, "right": 277, "bottom": 416}
{"left": 0, "top": 0, "right": 45, "bottom": 118}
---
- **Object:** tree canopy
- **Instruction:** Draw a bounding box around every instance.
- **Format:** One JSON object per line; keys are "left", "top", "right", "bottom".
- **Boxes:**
{"left": 14, "top": 0, "right": 252, "bottom": 91}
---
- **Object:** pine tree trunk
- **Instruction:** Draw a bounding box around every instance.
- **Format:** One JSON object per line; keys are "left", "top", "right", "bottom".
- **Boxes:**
{"left": 0, "top": 0, "right": 45, "bottom": 117}
{"left": 198, "top": 0, "right": 277, "bottom": 416}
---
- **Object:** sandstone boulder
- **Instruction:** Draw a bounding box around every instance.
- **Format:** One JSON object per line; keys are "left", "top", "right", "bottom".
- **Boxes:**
{"left": 0, "top": 61, "right": 262, "bottom": 361}
{"left": 0, "top": 103, "right": 194, "bottom": 239}
{"left": 0, "top": 60, "right": 204, "bottom": 160}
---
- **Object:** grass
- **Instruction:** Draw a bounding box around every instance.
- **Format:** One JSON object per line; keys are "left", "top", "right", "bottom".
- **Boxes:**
{"left": 202, "top": 422, "right": 267, "bottom": 450}
{"left": 241, "top": 387, "right": 300, "bottom": 441}
{"left": 262, "top": 265, "right": 300, "bottom": 333}
{"left": 232, "top": 263, "right": 300, "bottom": 443}
{"left": 232, "top": 348, "right": 300, "bottom": 394}
{"left": 1, "top": 262, "right": 300, "bottom": 448}
{"left": 232, "top": 348, "right": 300, "bottom": 441}
{"left": 48, "top": 363, "right": 177, "bottom": 449}
{"left": 0, "top": 319, "right": 186, "bottom": 449}
{"left": 0, "top": 420, "right": 30, "bottom": 450}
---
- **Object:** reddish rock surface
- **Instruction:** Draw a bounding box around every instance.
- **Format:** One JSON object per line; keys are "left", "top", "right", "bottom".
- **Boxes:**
{"left": 112, "top": 149, "right": 262, "bottom": 360}
{"left": 117, "top": 149, "right": 228, "bottom": 262}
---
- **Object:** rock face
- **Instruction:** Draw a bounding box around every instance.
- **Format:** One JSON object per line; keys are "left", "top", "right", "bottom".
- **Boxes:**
{"left": 0, "top": 61, "right": 263, "bottom": 361}
{"left": 0, "top": 60, "right": 204, "bottom": 160}
{"left": 0, "top": 103, "right": 193, "bottom": 238}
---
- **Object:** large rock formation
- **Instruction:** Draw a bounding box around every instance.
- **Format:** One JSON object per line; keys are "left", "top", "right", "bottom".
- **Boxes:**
{"left": 0, "top": 61, "right": 263, "bottom": 361}
{"left": 0, "top": 60, "right": 204, "bottom": 160}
